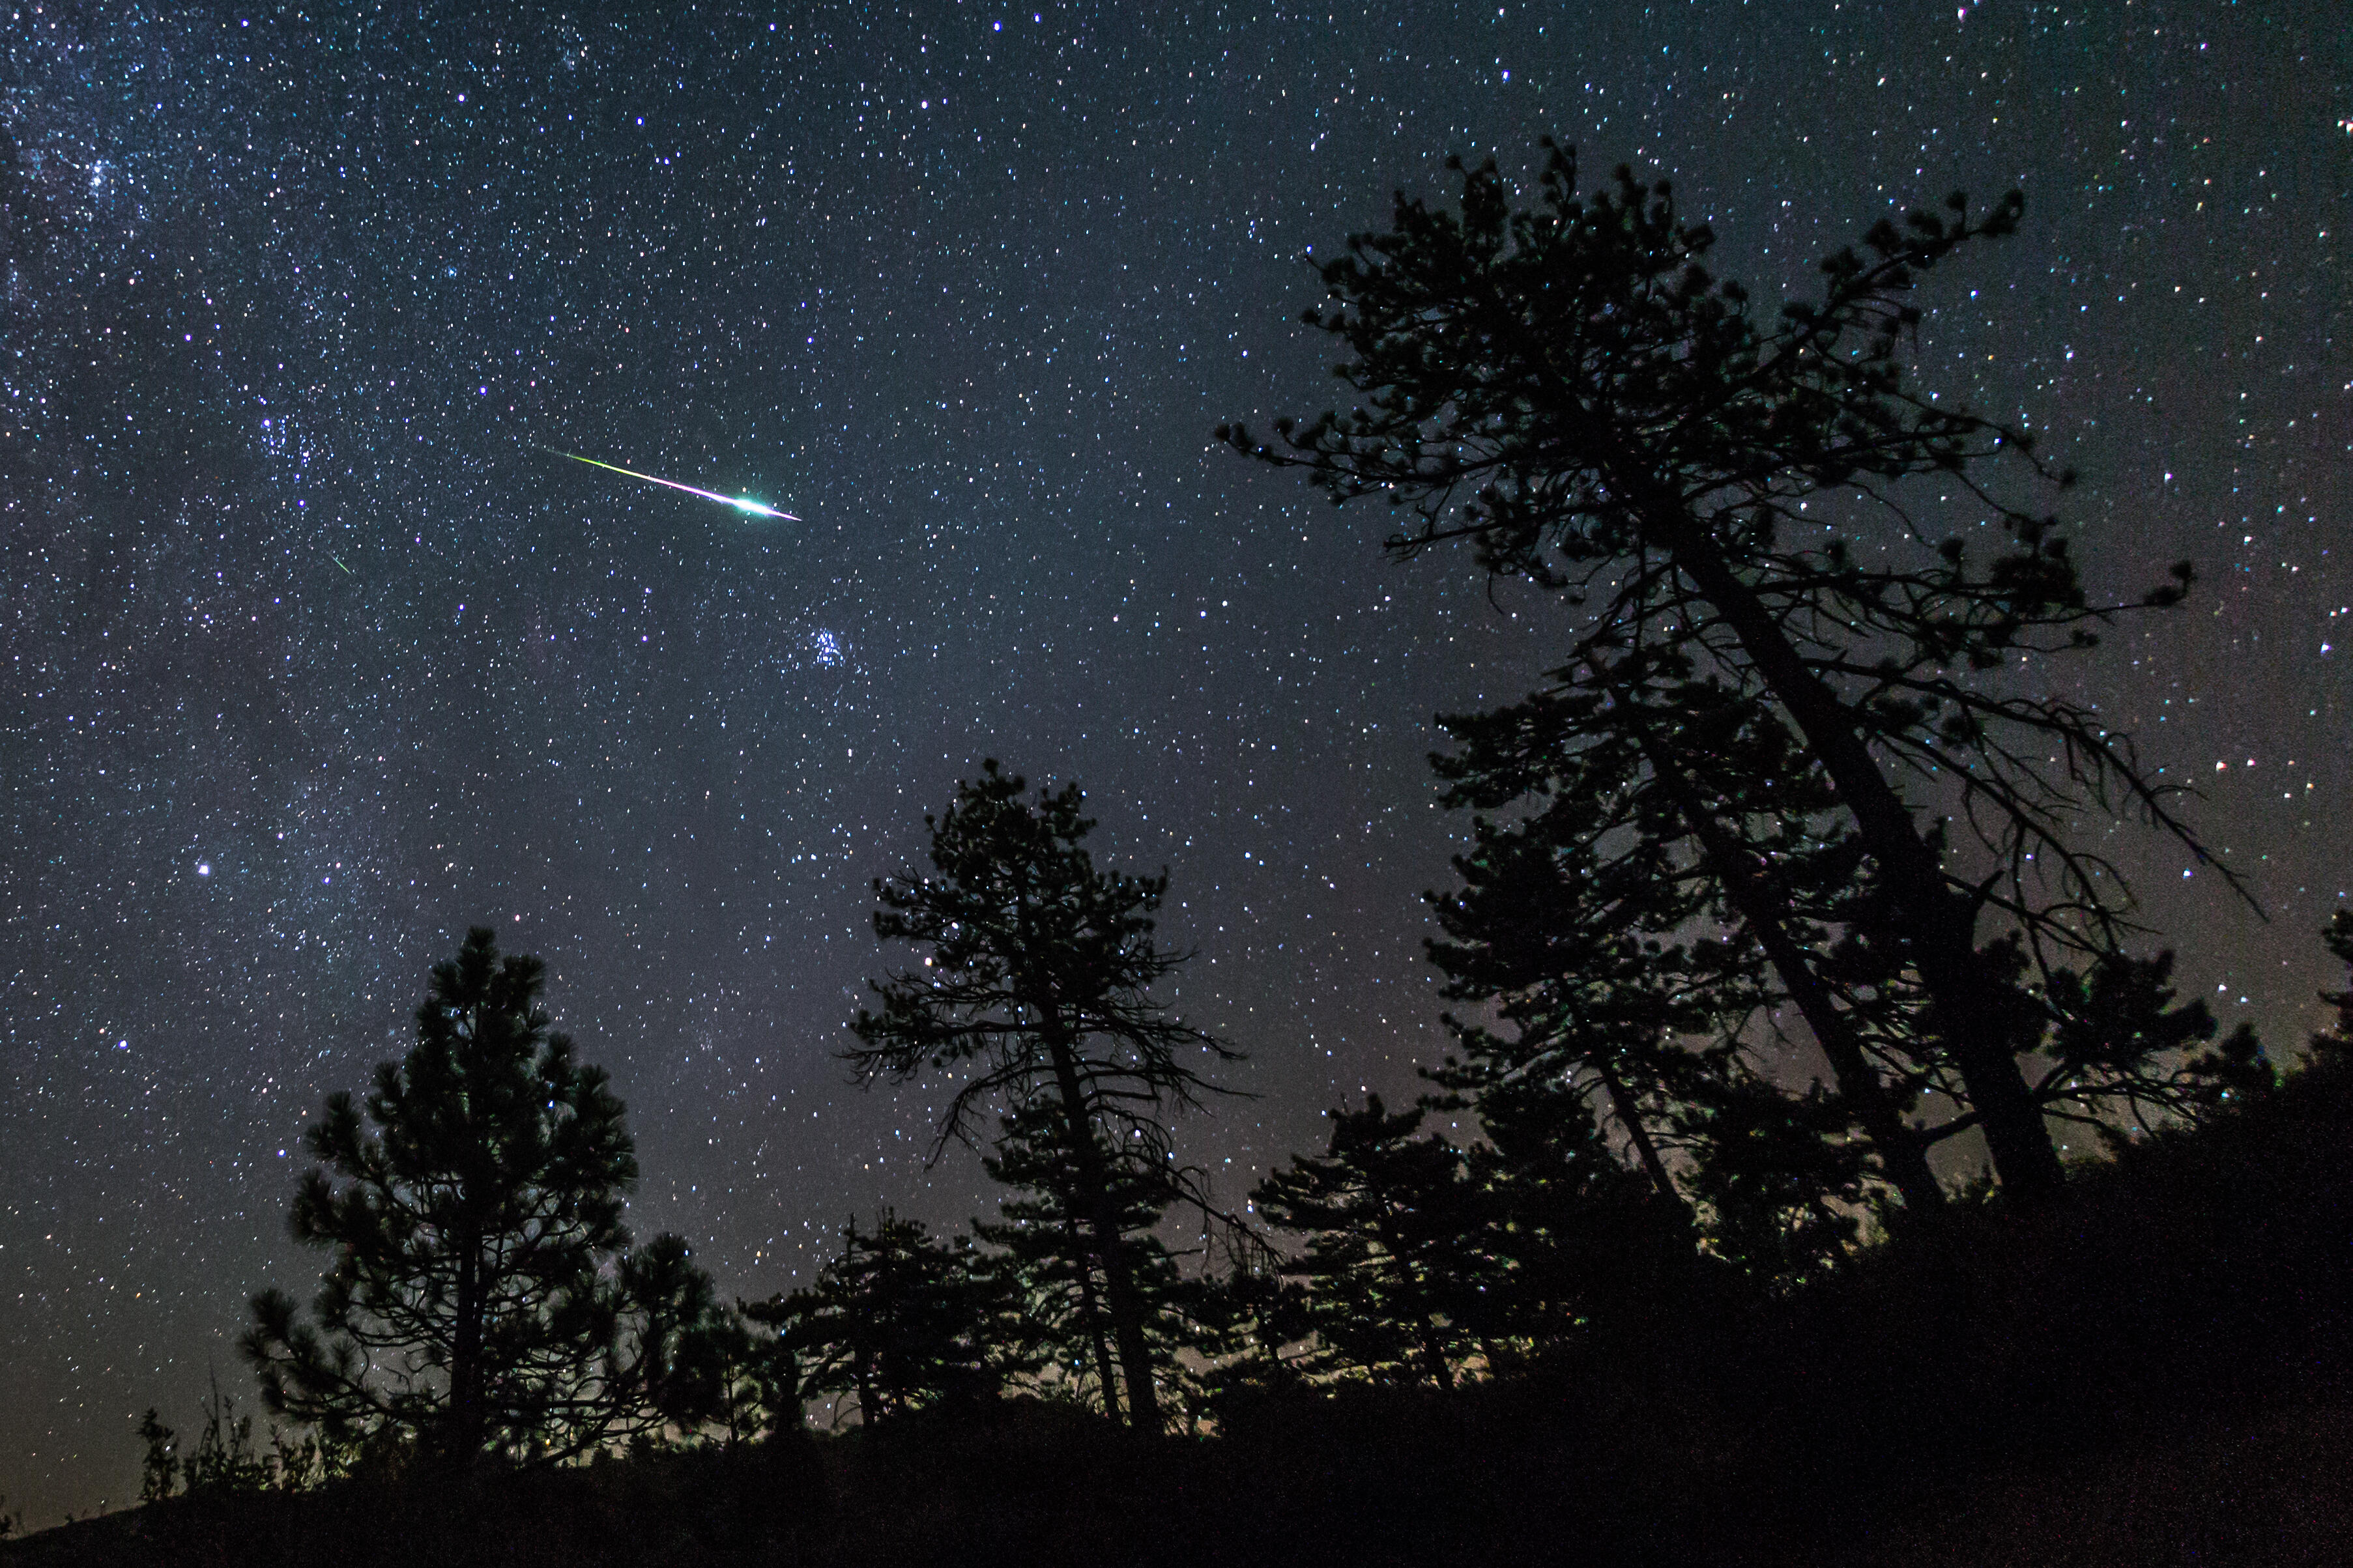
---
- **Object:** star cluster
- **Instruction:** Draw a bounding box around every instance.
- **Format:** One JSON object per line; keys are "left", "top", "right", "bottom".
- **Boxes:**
{"left": 3, "top": 0, "right": 2344, "bottom": 1524}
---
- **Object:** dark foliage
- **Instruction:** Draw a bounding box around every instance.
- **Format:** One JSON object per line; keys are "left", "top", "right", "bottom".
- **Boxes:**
{"left": 136, "top": 1375, "right": 321, "bottom": 1504}
{"left": 1457, "top": 1072, "right": 1718, "bottom": 1338}
{"left": 974, "top": 1103, "right": 1200, "bottom": 1421}
{"left": 1426, "top": 656, "right": 1953, "bottom": 1228}
{"left": 758, "top": 1211, "right": 1010, "bottom": 1427}
{"left": 1180, "top": 1249, "right": 1316, "bottom": 1421}
{"left": 1250, "top": 1098, "right": 1493, "bottom": 1389}
{"left": 240, "top": 928, "right": 732, "bottom": 1472}
{"left": 845, "top": 761, "right": 1241, "bottom": 1429}
{"left": 33, "top": 1035, "right": 2353, "bottom": 1567}
{"left": 1428, "top": 652, "right": 2268, "bottom": 1248}
{"left": 2311, "top": 909, "right": 2353, "bottom": 1055}
{"left": 1225, "top": 141, "right": 2242, "bottom": 1200}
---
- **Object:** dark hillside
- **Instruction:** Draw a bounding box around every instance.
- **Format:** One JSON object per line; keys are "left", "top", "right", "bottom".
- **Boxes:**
{"left": 13, "top": 1061, "right": 2352, "bottom": 1568}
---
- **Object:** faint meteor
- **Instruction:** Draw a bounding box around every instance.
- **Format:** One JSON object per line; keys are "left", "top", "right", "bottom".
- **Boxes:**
{"left": 539, "top": 448, "right": 799, "bottom": 520}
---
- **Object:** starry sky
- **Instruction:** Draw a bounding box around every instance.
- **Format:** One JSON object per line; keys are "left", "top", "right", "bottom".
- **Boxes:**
{"left": 3, "top": 0, "right": 2344, "bottom": 1526}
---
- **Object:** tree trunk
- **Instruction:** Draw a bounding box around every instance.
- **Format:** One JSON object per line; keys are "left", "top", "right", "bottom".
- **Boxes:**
{"left": 1373, "top": 1205, "right": 1453, "bottom": 1391}
{"left": 449, "top": 1238, "right": 485, "bottom": 1468}
{"left": 1593, "top": 1059, "right": 1686, "bottom": 1213}
{"left": 1067, "top": 1219, "right": 1124, "bottom": 1422}
{"left": 1647, "top": 509, "right": 2066, "bottom": 1201}
{"left": 854, "top": 1343, "right": 876, "bottom": 1425}
{"left": 1589, "top": 656, "right": 1946, "bottom": 1217}
{"left": 1045, "top": 1035, "right": 1162, "bottom": 1431}
{"left": 1417, "top": 1320, "right": 1456, "bottom": 1391}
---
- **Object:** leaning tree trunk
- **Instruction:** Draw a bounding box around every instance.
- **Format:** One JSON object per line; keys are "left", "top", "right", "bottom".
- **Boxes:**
{"left": 1649, "top": 507, "right": 2066, "bottom": 1201}
{"left": 1590, "top": 656, "right": 1947, "bottom": 1217}
{"left": 1593, "top": 1059, "right": 1688, "bottom": 1214}
{"left": 1065, "top": 1216, "right": 1125, "bottom": 1422}
{"left": 1045, "top": 1033, "right": 1163, "bottom": 1431}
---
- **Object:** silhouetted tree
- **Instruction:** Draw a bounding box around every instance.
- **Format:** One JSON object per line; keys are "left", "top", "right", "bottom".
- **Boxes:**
{"left": 136, "top": 1375, "right": 283, "bottom": 1502}
{"left": 242, "top": 927, "right": 724, "bottom": 1472}
{"left": 2315, "top": 912, "right": 2353, "bottom": 1057}
{"left": 846, "top": 761, "right": 1242, "bottom": 1431}
{"left": 1677, "top": 1075, "right": 1871, "bottom": 1288}
{"left": 678, "top": 1302, "right": 800, "bottom": 1451}
{"left": 1252, "top": 1098, "right": 1491, "bottom": 1389}
{"left": 1444, "top": 655, "right": 1957, "bottom": 1214}
{"left": 1434, "top": 648, "right": 2263, "bottom": 1231}
{"left": 1430, "top": 652, "right": 1982, "bottom": 1235}
{"left": 1183, "top": 1247, "right": 1315, "bottom": 1420}
{"left": 2038, "top": 948, "right": 2270, "bottom": 1128}
{"left": 614, "top": 1233, "right": 800, "bottom": 1449}
{"left": 975, "top": 1101, "right": 1199, "bottom": 1419}
{"left": 1452, "top": 1072, "right": 1712, "bottom": 1340}
{"left": 1426, "top": 669, "right": 1824, "bottom": 1214}
{"left": 762, "top": 1212, "right": 1008, "bottom": 1427}
{"left": 136, "top": 1408, "right": 183, "bottom": 1504}
{"left": 1224, "top": 143, "right": 2240, "bottom": 1201}
{"left": 1425, "top": 762, "right": 1713, "bottom": 1208}
{"left": 1426, "top": 658, "right": 1898, "bottom": 1270}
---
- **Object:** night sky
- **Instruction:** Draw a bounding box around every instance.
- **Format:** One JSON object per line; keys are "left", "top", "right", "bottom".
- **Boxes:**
{"left": 3, "top": 0, "right": 2344, "bottom": 1526}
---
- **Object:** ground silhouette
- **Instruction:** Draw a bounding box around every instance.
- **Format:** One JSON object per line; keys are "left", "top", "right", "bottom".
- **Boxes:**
{"left": 12, "top": 1053, "right": 2352, "bottom": 1566}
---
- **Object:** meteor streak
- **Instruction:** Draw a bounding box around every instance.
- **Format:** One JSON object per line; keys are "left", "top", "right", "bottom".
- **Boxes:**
{"left": 540, "top": 448, "right": 799, "bottom": 520}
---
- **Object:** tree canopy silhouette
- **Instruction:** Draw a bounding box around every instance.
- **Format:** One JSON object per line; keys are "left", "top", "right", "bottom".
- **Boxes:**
{"left": 242, "top": 927, "right": 727, "bottom": 1472}
{"left": 2310, "top": 913, "right": 2353, "bottom": 1057}
{"left": 759, "top": 1210, "right": 1009, "bottom": 1427}
{"left": 1252, "top": 1098, "right": 1491, "bottom": 1390}
{"left": 1427, "top": 655, "right": 1948, "bottom": 1222}
{"left": 1224, "top": 141, "right": 2244, "bottom": 1201}
{"left": 1425, "top": 651, "right": 2262, "bottom": 1249}
{"left": 846, "top": 760, "right": 1242, "bottom": 1431}
{"left": 975, "top": 1100, "right": 1200, "bottom": 1421}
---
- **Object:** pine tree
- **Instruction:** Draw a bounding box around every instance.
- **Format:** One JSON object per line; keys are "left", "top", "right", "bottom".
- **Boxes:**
{"left": 846, "top": 760, "right": 1241, "bottom": 1431}
{"left": 1677, "top": 1074, "right": 1871, "bottom": 1289}
{"left": 684, "top": 1304, "right": 800, "bottom": 1451}
{"left": 1252, "top": 1098, "right": 1492, "bottom": 1390}
{"left": 242, "top": 928, "right": 725, "bottom": 1471}
{"left": 762, "top": 1212, "right": 1009, "bottom": 1427}
{"left": 974, "top": 1101, "right": 1196, "bottom": 1420}
{"left": 1455, "top": 1072, "right": 1710, "bottom": 1345}
{"left": 2315, "top": 913, "right": 2353, "bottom": 1057}
{"left": 1431, "top": 651, "right": 2256, "bottom": 1236}
{"left": 1224, "top": 143, "right": 2242, "bottom": 1202}
{"left": 1184, "top": 1247, "right": 1315, "bottom": 1420}
{"left": 1427, "top": 656, "right": 1952, "bottom": 1221}
{"left": 2037, "top": 947, "right": 2270, "bottom": 1120}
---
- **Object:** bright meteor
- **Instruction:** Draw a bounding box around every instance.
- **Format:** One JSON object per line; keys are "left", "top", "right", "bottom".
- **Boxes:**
{"left": 540, "top": 448, "right": 799, "bottom": 520}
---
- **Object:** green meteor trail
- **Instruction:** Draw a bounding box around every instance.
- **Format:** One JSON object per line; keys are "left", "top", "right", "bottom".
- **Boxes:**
{"left": 540, "top": 447, "right": 799, "bottom": 520}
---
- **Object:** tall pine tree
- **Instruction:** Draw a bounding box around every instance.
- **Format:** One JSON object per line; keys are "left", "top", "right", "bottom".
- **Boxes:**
{"left": 1427, "top": 653, "right": 1950, "bottom": 1221}
{"left": 761, "top": 1212, "right": 1009, "bottom": 1427}
{"left": 1225, "top": 143, "right": 2244, "bottom": 1201}
{"left": 1252, "top": 1098, "right": 1491, "bottom": 1390}
{"left": 846, "top": 761, "right": 1241, "bottom": 1431}
{"left": 242, "top": 928, "right": 725, "bottom": 1471}
{"left": 974, "top": 1102, "right": 1195, "bottom": 1421}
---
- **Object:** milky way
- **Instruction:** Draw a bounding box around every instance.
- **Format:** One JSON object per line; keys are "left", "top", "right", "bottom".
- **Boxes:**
{"left": 3, "top": 1, "right": 2344, "bottom": 1524}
